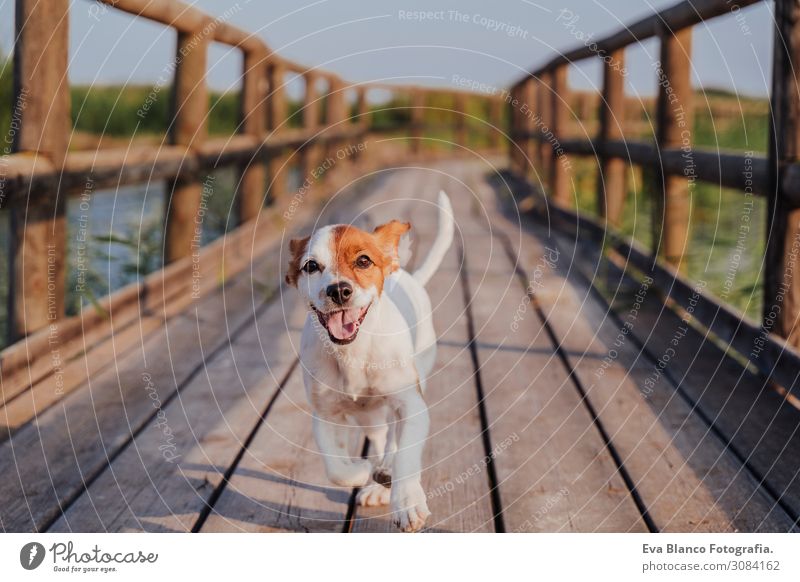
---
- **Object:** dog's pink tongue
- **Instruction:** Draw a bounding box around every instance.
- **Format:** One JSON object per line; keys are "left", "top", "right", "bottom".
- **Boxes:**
{"left": 327, "top": 309, "right": 360, "bottom": 340}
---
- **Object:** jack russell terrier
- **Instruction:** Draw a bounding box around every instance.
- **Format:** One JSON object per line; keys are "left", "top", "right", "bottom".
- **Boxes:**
{"left": 285, "top": 191, "right": 454, "bottom": 532}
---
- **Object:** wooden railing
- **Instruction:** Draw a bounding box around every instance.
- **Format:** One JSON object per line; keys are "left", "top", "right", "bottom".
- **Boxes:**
{"left": 1, "top": 0, "right": 503, "bottom": 347}
{"left": 508, "top": 0, "right": 800, "bottom": 354}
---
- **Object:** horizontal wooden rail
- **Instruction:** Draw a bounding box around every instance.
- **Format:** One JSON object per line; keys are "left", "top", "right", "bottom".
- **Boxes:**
{"left": 0, "top": 126, "right": 367, "bottom": 202}
{"left": 100, "top": 0, "right": 291, "bottom": 73}
{"left": 2, "top": 116, "right": 499, "bottom": 205}
{"left": 512, "top": 134, "right": 773, "bottom": 199}
{"left": 518, "top": 0, "right": 762, "bottom": 82}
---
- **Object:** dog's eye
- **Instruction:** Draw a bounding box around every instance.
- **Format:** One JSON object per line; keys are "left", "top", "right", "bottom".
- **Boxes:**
{"left": 302, "top": 260, "right": 320, "bottom": 274}
{"left": 355, "top": 255, "right": 372, "bottom": 269}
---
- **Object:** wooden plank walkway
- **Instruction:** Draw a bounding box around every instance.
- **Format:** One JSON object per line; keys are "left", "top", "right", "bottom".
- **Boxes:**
{"left": 2, "top": 158, "right": 797, "bottom": 532}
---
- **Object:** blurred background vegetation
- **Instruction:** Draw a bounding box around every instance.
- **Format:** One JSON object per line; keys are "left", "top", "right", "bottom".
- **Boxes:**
{"left": 0, "top": 47, "right": 772, "bottom": 337}
{"left": 562, "top": 89, "right": 768, "bottom": 319}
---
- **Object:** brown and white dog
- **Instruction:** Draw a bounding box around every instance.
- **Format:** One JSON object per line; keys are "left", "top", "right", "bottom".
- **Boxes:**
{"left": 285, "top": 191, "right": 453, "bottom": 532}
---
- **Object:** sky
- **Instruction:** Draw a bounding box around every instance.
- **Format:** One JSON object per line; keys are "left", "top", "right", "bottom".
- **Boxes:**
{"left": 0, "top": 0, "right": 775, "bottom": 99}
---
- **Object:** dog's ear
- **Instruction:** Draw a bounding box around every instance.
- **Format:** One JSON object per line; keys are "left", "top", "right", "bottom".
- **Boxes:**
{"left": 373, "top": 220, "right": 411, "bottom": 272}
{"left": 285, "top": 236, "right": 310, "bottom": 286}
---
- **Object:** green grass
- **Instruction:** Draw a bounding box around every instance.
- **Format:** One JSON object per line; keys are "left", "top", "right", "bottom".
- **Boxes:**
{"left": 570, "top": 90, "right": 769, "bottom": 320}
{"left": 70, "top": 84, "right": 241, "bottom": 137}
{"left": 1, "top": 53, "right": 244, "bottom": 139}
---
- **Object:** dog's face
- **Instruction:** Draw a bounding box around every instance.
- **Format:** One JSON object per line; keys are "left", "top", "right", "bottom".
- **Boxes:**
{"left": 286, "top": 220, "right": 410, "bottom": 344}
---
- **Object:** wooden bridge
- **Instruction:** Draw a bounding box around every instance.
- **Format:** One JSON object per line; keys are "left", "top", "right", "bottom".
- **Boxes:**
{"left": 1, "top": 0, "right": 799, "bottom": 533}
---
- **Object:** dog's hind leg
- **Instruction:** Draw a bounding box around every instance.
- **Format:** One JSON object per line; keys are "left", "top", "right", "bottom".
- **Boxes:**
{"left": 312, "top": 414, "right": 371, "bottom": 487}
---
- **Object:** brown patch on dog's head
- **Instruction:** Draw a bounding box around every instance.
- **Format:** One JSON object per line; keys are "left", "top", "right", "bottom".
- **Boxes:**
{"left": 330, "top": 224, "right": 401, "bottom": 295}
{"left": 285, "top": 236, "right": 310, "bottom": 287}
{"left": 373, "top": 220, "right": 411, "bottom": 273}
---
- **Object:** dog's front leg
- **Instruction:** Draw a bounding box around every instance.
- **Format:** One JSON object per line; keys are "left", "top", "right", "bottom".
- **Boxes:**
{"left": 390, "top": 388, "right": 430, "bottom": 532}
{"left": 312, "top": 414, "right": 371, "bottom": 487}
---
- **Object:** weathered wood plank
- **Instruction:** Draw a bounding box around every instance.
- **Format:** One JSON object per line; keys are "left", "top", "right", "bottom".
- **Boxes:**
{"left": 615, "top": 283, "right": 800, "bottom": 524}
{"left": 0, "top": 315, "right": 163, "bottom": 439}
{"left": 49, "top": 295, "right": 304, "bottom": 532}
{"left": 446, "top": 171, "right": 647, "bottom": 532}
{"left": 503, "top": 215, "right": 795, "bottom": 532}
{"left": 509, "top": 183, "right": 800, "bottom": 526}
{"left": 199, "top": 365, "right": 351, "bottom": 532}
{"left": 0, "top": 247, "right": 281, "bottom": 532}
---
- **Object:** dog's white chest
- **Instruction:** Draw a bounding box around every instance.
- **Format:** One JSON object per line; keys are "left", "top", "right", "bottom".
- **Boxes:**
{"left": 304, "top": 338, "right": 418, "bottom": 414}
{"left": 311, "top": 374, "right": 389, "bottom": 417}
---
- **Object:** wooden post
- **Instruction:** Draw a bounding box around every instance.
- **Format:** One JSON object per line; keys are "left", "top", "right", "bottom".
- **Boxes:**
{"left": 266, "top": 60, "right": 288, "bottom": 203}
{"left": 653, "top": 26, "right": 692, "bottom": 268}
{"left": 303, "top": 71, "right": 320, "bottom": 130}
{"left": 356, "top": 87, "right": 370, "bottom": 128}
{"left": 507, "top": 86, "right": 519, "bottom": 173}
{"left": 267, "top": 61, "right": 288, "bottom": 132}
{"left": 550, "top": 65, "right": 570, "bottom": 206}
{"left": 454, "top": 92, "right": 468, "bottom": 149}
{"left": 326, "top": 78, "right": 346, "bottom": 126}
{"left": 410, "top": 89, "right": 424, "bottom": 155}
{"left": 522, "top": 78, "right": 538, "bottom": 180}
{"left": 350, "top": 86, "right": 369, "bottom": 166}
{"left": 538, "top": 73, "right": 553, "bottom": 186}
{"left": 325, "top": 78, "right": 348, "bottom": 174}
{"left": 9, "top": 0, "right": 70, "bottom": 340}
{"left": 598, "top": 48, "right": 627, "bottom": 226}
{"left": 489, "top": 96, "right": 504, "bottom": 151}
{"left": 579, "top": 92, "right": 594, "bottom": 122}
{"left": 301, "top": 70, "right": 321, "bottom": 180}
{"left": 766, "top": 0, "right": 800, "bottom": 346}
{"left": 238, "top": 48, "right": 268, "bottom": 222}
{"left": 165, "top": 21, "right": 209, "bottom": 263}
{"left": 512, "top": 85, "right": 526, "bottom": 175}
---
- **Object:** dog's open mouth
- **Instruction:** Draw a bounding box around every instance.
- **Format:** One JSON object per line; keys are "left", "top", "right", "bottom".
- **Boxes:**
{"left": 313, "top": 303, "right": 371, "bottom": 344}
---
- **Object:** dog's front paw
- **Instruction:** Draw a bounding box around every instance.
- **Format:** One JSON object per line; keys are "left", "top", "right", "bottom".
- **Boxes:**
{"left": 357, "top": 482, "right": 391, "bottom": 507}
{"left": 327, "top": 459, "right": 372, "bottom": 487}
{"left": 391, "top": 480, "right": 430, "bottom": 532}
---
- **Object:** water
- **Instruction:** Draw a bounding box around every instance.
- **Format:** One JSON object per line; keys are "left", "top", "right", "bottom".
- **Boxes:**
{"left": 0, "top": 167, "right": 240, "bottom": 345}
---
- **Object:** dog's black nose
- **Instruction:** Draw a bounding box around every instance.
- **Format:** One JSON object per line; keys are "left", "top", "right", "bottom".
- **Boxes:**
{"left": 326, "top": 282, "right": 353, "bottom": 305}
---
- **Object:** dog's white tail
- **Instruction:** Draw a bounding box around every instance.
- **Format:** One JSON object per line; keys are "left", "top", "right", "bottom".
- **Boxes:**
{"left": 413, "top": 191, "right": 454, "bottom": 286}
